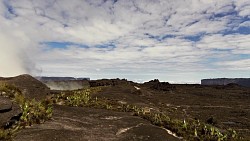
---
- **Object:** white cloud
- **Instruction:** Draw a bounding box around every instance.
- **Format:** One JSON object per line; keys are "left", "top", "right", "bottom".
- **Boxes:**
{"left": 0, "top": 0, "right": 249, "bottom": 83}
{"left": 240, "top": 21, "right": 250, "bottom": 27}
{"left": 216, "top": 59, "right": 250, "bottom": 70}
{"left": 0, "top": 30, "right": 36, "bottom": 76}
{"left": 235, "top": 0, "right": 250, "bottom": 17}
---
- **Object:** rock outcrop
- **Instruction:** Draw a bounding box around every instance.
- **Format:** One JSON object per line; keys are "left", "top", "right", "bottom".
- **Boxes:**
{"left": 89, "top": 79, "right": 133, "bottom": 87}
{"left": 143, "top": 79, "right": 176, "bottom": 91}
{"left": 0, "top": 96, "right": 21, "bottom": 128}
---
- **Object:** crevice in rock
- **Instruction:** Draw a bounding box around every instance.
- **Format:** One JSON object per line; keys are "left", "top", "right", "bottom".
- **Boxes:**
{"left": 4, "top": 113, "right": 22, "bottom": 129}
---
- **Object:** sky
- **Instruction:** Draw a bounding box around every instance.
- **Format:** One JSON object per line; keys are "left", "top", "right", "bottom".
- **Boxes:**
{"left": 0, "top": 0, "right": 250, "bottom": 83}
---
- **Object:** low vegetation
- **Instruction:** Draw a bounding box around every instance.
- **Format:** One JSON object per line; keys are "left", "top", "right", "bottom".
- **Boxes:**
{"left": 0, "top": 83, "right": 243, "bottom": 140}
{"left": 0, "top": 83, "right": 52, "bottom": 140}
{"left": 51, "top": 87, "right": 241, "bottom": 141}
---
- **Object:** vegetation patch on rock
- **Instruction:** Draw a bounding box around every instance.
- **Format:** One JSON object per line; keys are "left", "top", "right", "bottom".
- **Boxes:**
{"left": 0, "top": 83, "right": 52, "bottom": 140}
{"left": 51, "top": 87, "right": 240, "bottom": 141}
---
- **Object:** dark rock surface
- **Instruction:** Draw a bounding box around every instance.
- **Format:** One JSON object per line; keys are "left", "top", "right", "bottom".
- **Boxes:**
{"left": 0, "top": 96, "right": 12, "bottom": 112}
{"left": 0, "top": 74, "right": 50, "bottom": 100}
{"left": 0, "top": 96, "right": 21, "bottom": 128}
{"left": 89, "top": 79, "right": 133, "bottom": 87}
{"left": 1, "top": 75, "right": 249, "bottom": 140}
{"left": 14, "top": 105, "right": 180, "bottom": 141}
{"left": 143, "top": 79, "right": 175, "bottom": 91}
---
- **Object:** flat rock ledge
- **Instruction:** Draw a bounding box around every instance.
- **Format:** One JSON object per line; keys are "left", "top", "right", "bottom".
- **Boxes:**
{"left": 14, "top": 105, "right": 181, "bottom": 141}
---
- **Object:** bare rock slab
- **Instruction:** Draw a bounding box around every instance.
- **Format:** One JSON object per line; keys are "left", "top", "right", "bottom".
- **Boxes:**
{"left": 14, "top": 105, "right": 181, "bottom": 141}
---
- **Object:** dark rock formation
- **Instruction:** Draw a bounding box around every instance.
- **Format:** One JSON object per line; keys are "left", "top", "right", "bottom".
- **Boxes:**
{"left": 0, "top": 74, "right": 50, "bottom": 100}
{"left": 143, "top": 79, "right": 176, "bottom": 91}
{"left": 89, "top": 78, "right": 133, "bottom": 87}
{"left": 0, "top": 96, "right": 21, "bottom": 128}
{"left": 201, "top": 78, "right": 250, "bottom": 88}
{"left": 13, "top": 105, "right": 181, "bottom": 141}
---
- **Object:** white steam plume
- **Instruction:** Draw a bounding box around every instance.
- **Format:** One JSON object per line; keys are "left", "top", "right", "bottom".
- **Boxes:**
{"left": 0, "top": 32, "right": 36, "bottom": 77}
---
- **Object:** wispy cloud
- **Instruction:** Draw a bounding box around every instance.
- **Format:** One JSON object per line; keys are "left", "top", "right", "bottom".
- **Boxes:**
{"left": 0, "top": 0, "right": 249, "bottom": 82}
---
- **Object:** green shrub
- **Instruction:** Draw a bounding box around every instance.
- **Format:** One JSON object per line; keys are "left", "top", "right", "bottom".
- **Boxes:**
{"left": 19, "top": 99, "right": 53, "bottom": 126}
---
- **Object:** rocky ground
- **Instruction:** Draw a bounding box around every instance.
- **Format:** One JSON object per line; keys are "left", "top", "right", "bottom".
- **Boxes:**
{"left": 0, "top": 96, "right": 21, "bottom": 129}
{"left": 14, "top": 105, "right": 180, "bottom": 141}
{"left": 0, "top": 75, "right": 249, "bottom": 140}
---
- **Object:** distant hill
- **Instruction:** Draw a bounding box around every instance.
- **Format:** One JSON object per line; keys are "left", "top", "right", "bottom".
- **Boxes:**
{"left": 0, "top": 74, "right": 50, "bottom": 100}
{"left": 201, "top": 78, "right": 250, "bottom": 88}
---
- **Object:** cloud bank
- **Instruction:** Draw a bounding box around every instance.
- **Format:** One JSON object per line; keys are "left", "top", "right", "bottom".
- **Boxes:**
{"left": 0, "top": 0, "right": 249, "bottom": 82}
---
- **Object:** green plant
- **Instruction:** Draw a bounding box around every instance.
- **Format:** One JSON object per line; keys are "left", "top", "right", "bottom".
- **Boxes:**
{"left": 0, "top": 129, "right": 11, "bottom": 140}
{"left": 52, "top": 87, "right": 103, "bottom": 107}
{"left": 50, "top": 87, "right": 241, "bottom": 141}
{"left": 19, "top": 99, "right": 53, "bottom": 126}
{"left": 0, "top": 84, "right": 53, "bottom": 140}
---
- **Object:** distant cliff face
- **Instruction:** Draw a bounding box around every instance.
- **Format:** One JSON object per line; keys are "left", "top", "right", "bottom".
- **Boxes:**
{"left": 36, "top": 77, "right": 90, "bottom": 90}
{"left": 201, "top": 78, "right": 250, "bottom": 88}
{"left": 36, "top": 77, "right": 90, "bottom": 81}
{"left": 42, "top": 80, "right": 90, "bottom": 90}
{"left": 37, "top": 77, "right": 134, "bottom": 90}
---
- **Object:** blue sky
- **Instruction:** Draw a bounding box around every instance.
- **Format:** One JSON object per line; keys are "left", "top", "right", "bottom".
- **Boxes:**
{"left": 0, "top": 0, "right": 250, "bottom": 83}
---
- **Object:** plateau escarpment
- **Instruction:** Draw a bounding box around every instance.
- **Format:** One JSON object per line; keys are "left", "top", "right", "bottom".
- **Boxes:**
{"left": 37, "top": 77, "right": 90, "bottom": 90}
{"left": 201, "top": 78, "right": 250, "bottom": 88}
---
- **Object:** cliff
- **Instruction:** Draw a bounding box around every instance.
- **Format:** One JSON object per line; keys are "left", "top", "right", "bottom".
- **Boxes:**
{"left": 36, "top": 77, "right": 90, "bottom": 90}
{"left": 201, "top": 78, "right": 250, "bottom": 88}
